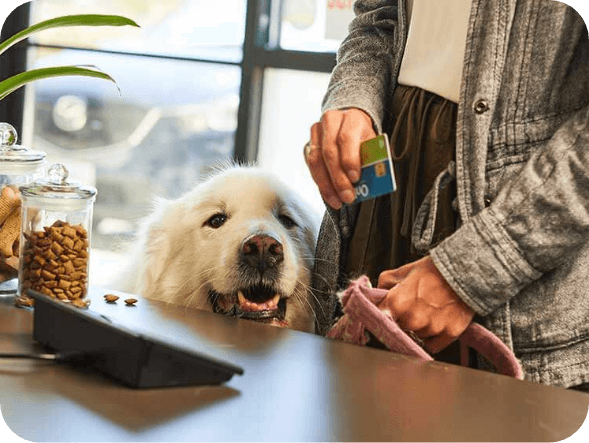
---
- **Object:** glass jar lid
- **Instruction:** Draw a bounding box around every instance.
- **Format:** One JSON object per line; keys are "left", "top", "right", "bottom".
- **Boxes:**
{"left": 0, "top": 122, "right": 46, "bottom": 164}
{"left": 20, "top": 163, "right": 97, "bottom": 200}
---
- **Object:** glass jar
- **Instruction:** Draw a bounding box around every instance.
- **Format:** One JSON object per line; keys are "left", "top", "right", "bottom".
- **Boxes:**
{"left": 0, "top": 123, "right": 46, "bottom": 287}
{"left": 18, "top": 163, "right": 97, "bottom": 307}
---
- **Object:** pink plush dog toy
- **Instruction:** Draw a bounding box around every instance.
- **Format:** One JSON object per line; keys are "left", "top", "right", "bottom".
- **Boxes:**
{"left": 327, "top": 276, "right": 524, "bottom": 379}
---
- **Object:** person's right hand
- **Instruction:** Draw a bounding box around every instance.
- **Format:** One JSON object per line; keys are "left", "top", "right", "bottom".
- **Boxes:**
{"left": 306, "top": 108, "right": 376, "bottom": 209}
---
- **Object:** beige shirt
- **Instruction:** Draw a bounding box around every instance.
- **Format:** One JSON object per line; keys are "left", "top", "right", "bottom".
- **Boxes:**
{"left": 398, "top": 0, "right": 472, "bottom": 103}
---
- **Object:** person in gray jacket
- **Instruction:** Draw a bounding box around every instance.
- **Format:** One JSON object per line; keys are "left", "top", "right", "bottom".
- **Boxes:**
{"left": 306, "top": 0, "right": 589, "bottom": 390}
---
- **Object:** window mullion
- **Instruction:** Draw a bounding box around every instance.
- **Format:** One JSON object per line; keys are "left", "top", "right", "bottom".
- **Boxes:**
{"left": 235, "top": 1, "right": 337, "bottom": 163}
{"left": 234, "top": 0, "right": 267, "bottom": 163}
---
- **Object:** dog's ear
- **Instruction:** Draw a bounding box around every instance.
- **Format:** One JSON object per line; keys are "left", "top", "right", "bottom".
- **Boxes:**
{"left": 144, "top": 224, "right": 171, "bottom": 288}
{"left": 139, "top": 199, "right": 174, "bottom": 292}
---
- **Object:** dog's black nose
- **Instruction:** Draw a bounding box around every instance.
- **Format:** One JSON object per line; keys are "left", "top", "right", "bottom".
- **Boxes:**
{"left": 241, "top": 234, "right": 284, "bottom": 271}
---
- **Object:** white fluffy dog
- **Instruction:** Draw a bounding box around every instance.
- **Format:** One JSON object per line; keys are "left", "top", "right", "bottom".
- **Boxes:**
{"left": 117, "top": 165, "right": 320, "bottom": 332}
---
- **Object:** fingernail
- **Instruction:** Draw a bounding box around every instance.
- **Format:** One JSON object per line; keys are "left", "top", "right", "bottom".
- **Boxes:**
{"left": 327, "top": 197, "right": 342, "bottom": 209}
{"left": 348, "top": 170, "right": 360, "bottom": 183}
{"left": 341, "top": 190, "right": 355, "bottom": 204}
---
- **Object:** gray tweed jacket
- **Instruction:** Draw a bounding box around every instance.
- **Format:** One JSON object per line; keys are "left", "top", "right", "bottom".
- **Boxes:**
{"left": 312, "top": 0, "right": 589, "bottom": 388}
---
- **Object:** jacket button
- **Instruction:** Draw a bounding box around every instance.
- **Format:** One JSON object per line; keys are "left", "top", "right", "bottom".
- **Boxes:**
{"left": 474, "top": 99, "right": 489, "bottom": 114}
{"left": 341, "top": 225, "right": 350, "bottom": 237}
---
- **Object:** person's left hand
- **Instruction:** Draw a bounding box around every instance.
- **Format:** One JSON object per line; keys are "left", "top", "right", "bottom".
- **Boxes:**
{"left": 377, "top": 256, "right": 475, "bottom": 354}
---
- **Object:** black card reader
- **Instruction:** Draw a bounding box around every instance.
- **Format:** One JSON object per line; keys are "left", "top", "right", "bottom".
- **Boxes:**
{"left": 28, "top": 289, "right": 244, "bottom": 388}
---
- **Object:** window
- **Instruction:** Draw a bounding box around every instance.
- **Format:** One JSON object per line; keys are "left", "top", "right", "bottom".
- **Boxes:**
{"left": 1, "top": 0, "right": 354, "bottom": 282}
{"left": 29, "top": 0, "right": 246, "bottom": 62}
{"left": 242, "top": 0, "right": 352, "bottom": 215}
{"left": 257, "top": 67, "right": 331, "bottom": 215}
{"left": 22, "top": 0, "right": 246, "bottom": 254}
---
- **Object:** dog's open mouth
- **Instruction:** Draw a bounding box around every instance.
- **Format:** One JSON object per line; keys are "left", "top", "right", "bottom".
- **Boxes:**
{"left": 209, "top": 285, "right": 288, "bottom": 326}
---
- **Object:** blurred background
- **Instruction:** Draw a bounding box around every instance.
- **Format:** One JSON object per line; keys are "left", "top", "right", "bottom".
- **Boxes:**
{"left": 0, "top": 0, "right": 355, "bottom": 281}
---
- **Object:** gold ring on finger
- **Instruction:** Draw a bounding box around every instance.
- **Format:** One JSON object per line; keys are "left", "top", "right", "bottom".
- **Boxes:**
{"left": 304, "top": 141, "right": 317, "bottom": 162}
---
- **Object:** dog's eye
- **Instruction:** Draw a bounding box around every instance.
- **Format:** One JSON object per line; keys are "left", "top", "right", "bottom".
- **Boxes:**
{"left": 205, "top": 213, "right": 227, "bottom": 229}
{"left": 278, "top": 214, "right": 297, "bottom": 229}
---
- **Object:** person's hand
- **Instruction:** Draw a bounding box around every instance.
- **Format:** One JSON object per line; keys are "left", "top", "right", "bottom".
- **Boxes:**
{"left": 305, "top": 108, "right": 376, "bottom": 209}
{"left": 377, "top": 256, "right": 475, "bottom": 354}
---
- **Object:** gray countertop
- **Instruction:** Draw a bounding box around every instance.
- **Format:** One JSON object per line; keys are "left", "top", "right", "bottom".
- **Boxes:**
{"left": 0, "top": 287, "right": 588, "bottom": 442}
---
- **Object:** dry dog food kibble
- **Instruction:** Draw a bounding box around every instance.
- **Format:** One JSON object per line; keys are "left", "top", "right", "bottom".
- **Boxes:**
{"left": 71, "top": 298, "right": 90, "bottom": 309}
{"left": 104, "top": 294, "right": 119, "bottom": 303}
{"left": 124, "top": 298, "right": 138, "bottom": 305}
{"left": 20, "top": 220, "right": 89, "bottom": 304}
{"left": 14, "top": 294, "right": 35, "bottom": 308}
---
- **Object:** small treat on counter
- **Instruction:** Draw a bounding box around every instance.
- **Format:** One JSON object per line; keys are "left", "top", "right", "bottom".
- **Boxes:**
{"left": 104, "top": 294, "right": 119, "bottom": 303}
{"left": 14, "top": 294, "right": 34, "bottom": 308}
{"left": 70, "top": 298, "right": 90, "bottom": 309}
{"left": 124, "top": 298, "right": 138, "bottom": 306}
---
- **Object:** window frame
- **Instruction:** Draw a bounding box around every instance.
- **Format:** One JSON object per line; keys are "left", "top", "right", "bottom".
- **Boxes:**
{"left": 0, "top": 2, "right": 30, "bottom": 135}
{"left": 0, "top": 0, "right": 337, "bottom": 163}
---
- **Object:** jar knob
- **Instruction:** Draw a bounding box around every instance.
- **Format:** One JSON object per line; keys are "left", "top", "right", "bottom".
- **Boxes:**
{"left": 47, "top": 163, "right": 69, "bottom": 185}
{"left": 0, "top": 122, "right": 18, "bottom": 149}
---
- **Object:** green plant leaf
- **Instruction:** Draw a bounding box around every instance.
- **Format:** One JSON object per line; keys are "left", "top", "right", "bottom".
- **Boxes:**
{"left": 0, "top": 65, "right": 119, "bottom": 102}
{"left": 0, "top": 14, "right": 140, "bottom": 57}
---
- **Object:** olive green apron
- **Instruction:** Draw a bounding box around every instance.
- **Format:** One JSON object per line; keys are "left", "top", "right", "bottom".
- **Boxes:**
{"left": 345, "top": 85, "right": 461, "bottom": 363}
{"left": 346, "top": 85, "right": 458, "bottom": 282}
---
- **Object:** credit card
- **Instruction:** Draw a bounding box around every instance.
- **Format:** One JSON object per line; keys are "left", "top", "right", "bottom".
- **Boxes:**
{"left": 353, "top": 134, "right": 396, "bottom": 203}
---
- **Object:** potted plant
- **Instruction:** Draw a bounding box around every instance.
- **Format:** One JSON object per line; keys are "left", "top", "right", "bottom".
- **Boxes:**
{"left": 0, "top": 14, "right": 139, "bottom": 101}
{"left": 0, "top": 14, "right": 139, "bottom": 286}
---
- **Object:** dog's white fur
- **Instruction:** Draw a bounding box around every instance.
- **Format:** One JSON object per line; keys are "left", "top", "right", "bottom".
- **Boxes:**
{"left": 116, "top": 164, "right": 320, "bottom": 332}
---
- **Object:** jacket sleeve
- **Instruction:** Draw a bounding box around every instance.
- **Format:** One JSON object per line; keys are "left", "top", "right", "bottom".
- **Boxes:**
{"left": 321, "top": 0, "right": 402, "bottom": 133}
{"left": 430, "top": 104, "right": 589, "bottom": 316}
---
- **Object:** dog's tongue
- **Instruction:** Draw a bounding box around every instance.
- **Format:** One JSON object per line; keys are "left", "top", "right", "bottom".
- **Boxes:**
{"left": 238, "top": 291, "right": 280, "bottom": 312}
